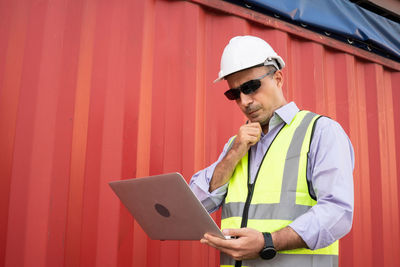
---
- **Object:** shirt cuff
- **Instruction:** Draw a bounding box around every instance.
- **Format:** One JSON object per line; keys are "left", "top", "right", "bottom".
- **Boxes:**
{"left": 204, "top": 183, "right": 228, "bottom": 213}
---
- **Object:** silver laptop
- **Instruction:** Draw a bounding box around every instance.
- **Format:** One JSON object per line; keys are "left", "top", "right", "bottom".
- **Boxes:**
{"left": 109, "top": 172, "right": 225, "bottom": 240}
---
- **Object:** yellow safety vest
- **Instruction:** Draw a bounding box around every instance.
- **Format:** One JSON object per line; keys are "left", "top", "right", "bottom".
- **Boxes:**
{"left": 220, "top": 111, "right": 338, "bottom": 267}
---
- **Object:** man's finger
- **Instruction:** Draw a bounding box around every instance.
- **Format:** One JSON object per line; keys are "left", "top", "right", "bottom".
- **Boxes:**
{"left": 246, "top": 121, "right": 261, "bottom": 127}
{"left": 246, "top": 122, "right": 262, "bottom": 131}
{"left": 248, "top": 136, "right": 260, "bottom": 145}
{"left": 201, "top": 237, "right": 242, "bottom": 260}
{"left": 203, "top": 239, "right": 238, "bottom": 259}
{"left": 201, "top": 238, "right": 219, "bottom": 249}
{"left": 240, "top": 128, "right": 261, "bottom": 140}
{"left": 244, "top": 124, "right": 260, "bottom": 130}
{"left": 203, "top": 233, "right": 238, "bottom": 250}
{"left": 242, "top": 125, "right": 261, "bottom": 135}
{"left": 222, "top": 228, "right": 247, "bottom": 237}
{"left": 245, "top": 127, "right": 261, "bottom": 136}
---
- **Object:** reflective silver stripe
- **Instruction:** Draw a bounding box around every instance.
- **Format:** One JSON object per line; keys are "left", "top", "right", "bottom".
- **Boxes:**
{"left": 227, "top": 136, "right": 236, "bottom": 153}
{"left": 221, "top": 253, "right": 338, "bottom": 267}
{"left": 280, "top": 112, "right": 317, "bottom": 204}
{"left": 222, "top": 202, "right": 311, "bottom": 221}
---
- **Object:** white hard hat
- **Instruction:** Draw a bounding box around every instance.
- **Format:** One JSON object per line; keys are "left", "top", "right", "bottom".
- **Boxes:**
{"left": 214, "top": 35, "right": 285, "bottom": 83}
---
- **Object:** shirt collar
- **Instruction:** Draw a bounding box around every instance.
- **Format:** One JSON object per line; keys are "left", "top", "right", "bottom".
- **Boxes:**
{"left": 265, "top": 102, "right": 299, "bottom": 133}
{"left": 274, "top": 101, "right": 299, "bottom": 125}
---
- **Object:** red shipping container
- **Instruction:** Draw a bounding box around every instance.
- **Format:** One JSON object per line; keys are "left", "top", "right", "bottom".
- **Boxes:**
{"left": 0, "top": 0, "right": 399, "bottom": 266}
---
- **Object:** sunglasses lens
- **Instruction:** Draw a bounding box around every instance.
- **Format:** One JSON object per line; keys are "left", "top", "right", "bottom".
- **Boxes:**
{"left": 224, "top": 79, "right": 262, "bottom": 100}
{"left": 241, "top": 80, "right": 261, "bottom": 94}
{"left": 224, "top": 89, "right": 240, "bottom": 100}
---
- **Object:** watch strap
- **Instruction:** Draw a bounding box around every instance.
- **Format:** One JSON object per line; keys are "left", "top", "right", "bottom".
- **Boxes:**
{"left": 263, "top": 232, "right": 274, "bottom": 248}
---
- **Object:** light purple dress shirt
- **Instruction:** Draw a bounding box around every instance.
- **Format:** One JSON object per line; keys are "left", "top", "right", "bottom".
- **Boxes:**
{"left": 189, "top": 102, "right": 354, "bottom": 250}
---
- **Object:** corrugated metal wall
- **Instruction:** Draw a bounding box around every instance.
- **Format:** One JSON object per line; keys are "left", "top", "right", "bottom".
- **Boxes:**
{"left": 1, "top": 0, "right": 399, "bottom": 266}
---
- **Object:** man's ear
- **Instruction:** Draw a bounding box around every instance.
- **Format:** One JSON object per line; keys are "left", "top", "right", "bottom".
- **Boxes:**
{"left": 274, "top": 70, "right": 284, "bottom": 89}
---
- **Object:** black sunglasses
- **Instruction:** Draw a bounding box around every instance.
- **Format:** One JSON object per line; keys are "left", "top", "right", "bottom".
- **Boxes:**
{"left": 224, "top": 69, "right": 276, "bottom": 100}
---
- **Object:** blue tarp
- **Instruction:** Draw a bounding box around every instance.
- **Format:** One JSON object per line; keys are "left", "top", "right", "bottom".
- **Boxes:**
{"left": 226, "top": 0, "right": 400, "bottom": 62}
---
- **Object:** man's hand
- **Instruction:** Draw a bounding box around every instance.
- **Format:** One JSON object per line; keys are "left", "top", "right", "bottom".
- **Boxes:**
{"left": 209, "top": 122, "right": 262, "bottom": 192}
{"left": 230, "top": 122, "right": 262, "bottom": 160}
{"left": 200, "top": 228, "right": 264, "bottom": 261}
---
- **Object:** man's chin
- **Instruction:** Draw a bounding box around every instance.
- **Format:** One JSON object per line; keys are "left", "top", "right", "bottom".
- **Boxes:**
{"left": 247, "top": 118, "right": 258, "bottom": 124}
{"left": 247, "top": 116, "right": 268, "bottom": 125}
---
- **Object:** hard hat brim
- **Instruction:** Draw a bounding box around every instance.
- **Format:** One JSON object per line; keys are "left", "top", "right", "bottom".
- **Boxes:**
{"left": 213, "top": 77, "right": 224, "bottom": 83}
{"left": 213, "top": 57, "right": 284, "bottom": 84}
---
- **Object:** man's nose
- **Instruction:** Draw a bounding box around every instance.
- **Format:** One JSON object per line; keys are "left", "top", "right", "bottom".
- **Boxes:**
{"left": 239, "top": 92, "right": 253, "bottom": 107}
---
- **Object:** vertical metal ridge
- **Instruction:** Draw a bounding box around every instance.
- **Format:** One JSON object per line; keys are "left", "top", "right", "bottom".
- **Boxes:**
{"left": 338, "top": 53, "right": 357, "bottom": 267}
{"left": 45, "top": 0, "right": 82, "bottom": 264}
{"left": 348, "top": 59, "right": 373, "bottom": 267}
{"left": 64, "top": 0, "right": 96, "bottom": 266}
{"left": 323, "top": 49, "right": 338, "bottom": 119}
{"left": 364, "top": 63, "right": 385, "bottom": 267}
{"left": 392, "top": 71, "right": 400, "bottom": 267}
{"left": 194, "top": 4, "right": 206, "bottom": 173}
{"left": 312, "top": 42, "right": 326, "bottom": 115}
{"left": 117, "top": 0, "right": 146, "bottom": 264}
{"left": 373, "top": 64, "right": 391, "bottom": 267}
{"left": 133, "top": 0, "right": 156, "bottom": 265}
{"left": 0, "top": 0, "right": 30, "bottom": 265}
{"left": 27, "top": 0, "right": 68, "bottom": 266}
{"left": 377, "top": 67, "right": 400, "bottom": 267}
{"left": 5, "top": 1, "right": 46, "bottom": 266}
{"left": 135, "top": 0, "right": 155, "bottom": 177}
{"left": 95, "top": 1, "right": 128, "bottom": 266}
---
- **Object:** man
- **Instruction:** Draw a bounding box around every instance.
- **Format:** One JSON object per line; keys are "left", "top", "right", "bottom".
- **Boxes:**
{"left": 189, "top": 36, "right": 354, "bottom": 267}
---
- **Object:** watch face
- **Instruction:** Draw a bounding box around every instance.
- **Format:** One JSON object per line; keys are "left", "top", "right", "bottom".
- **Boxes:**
{"left": 260, "top": 247, "right": 276, "bottom": 260}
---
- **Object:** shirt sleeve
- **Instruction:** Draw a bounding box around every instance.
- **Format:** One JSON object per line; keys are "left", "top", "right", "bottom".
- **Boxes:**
{"left": 189, "top": 137, "right": 235, "bottom": 213}
{"left": 289, "top": 117, "right": 355, "bottom": 250}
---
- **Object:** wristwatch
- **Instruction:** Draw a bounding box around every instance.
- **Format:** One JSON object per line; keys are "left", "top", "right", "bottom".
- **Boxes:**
{"left": 259, "top": 232, "right": 277, "bottom": 260}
